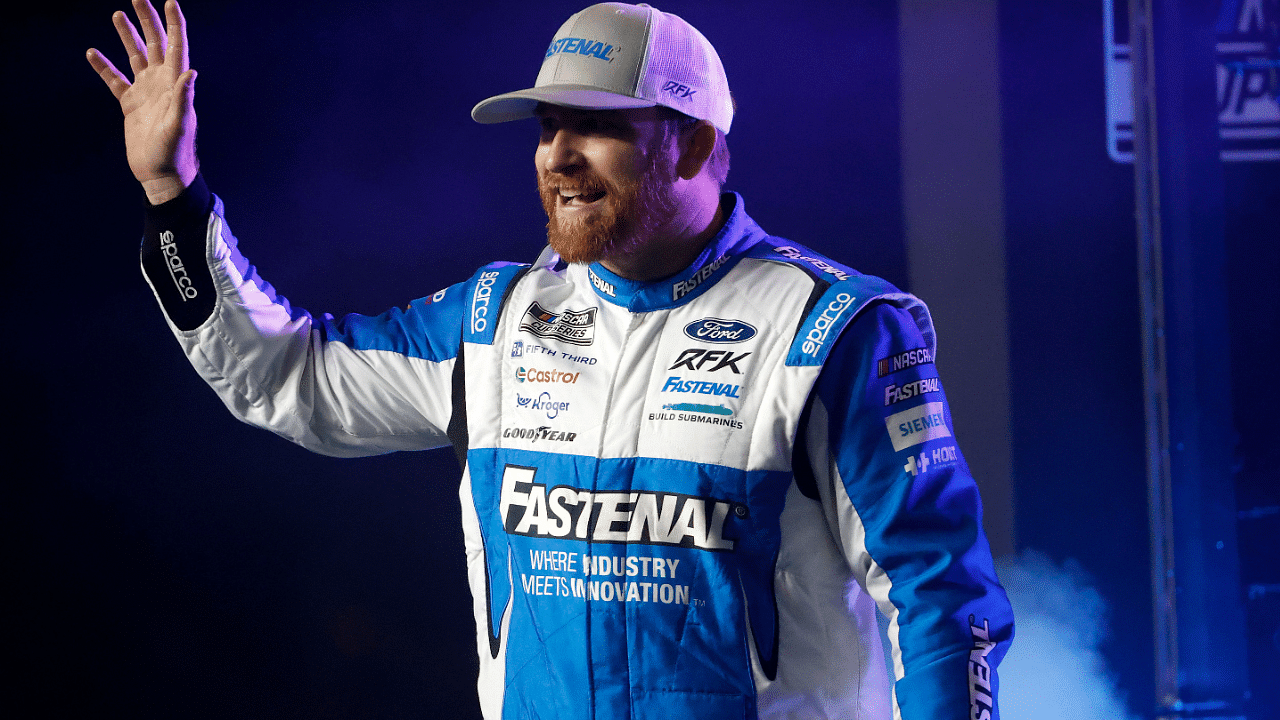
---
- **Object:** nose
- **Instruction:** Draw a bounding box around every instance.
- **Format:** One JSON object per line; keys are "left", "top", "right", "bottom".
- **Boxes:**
{"left": 540, "top": 127, "right": 586, "bottom": 175}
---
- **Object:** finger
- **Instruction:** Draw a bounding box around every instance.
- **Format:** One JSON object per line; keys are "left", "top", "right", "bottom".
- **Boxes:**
{"left": 133, "top": 0, "right": 169, "bottom": 66}
{"left": 165, "top": 0, "right": 189, "bottom": 75}
{"left": 86, "top": 48, "right": 133, "bottom": 102}
{"left": 112, "top": 10, "right": 147, "bottom": 75}
{"left": 172, "top": 68, "right": 197, "bottom": 118}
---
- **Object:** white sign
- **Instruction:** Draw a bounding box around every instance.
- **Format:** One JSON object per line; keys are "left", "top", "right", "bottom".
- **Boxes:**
{"left": 1104, "top": 0, "right": 1280, "bottom": 162}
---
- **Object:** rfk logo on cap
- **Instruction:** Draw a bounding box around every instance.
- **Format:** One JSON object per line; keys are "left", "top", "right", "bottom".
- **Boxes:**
{"left": 662, "top": 81, "right": 697, "bottom": 99}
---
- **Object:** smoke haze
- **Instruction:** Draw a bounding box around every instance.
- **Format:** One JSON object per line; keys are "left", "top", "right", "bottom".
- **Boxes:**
{"left": 996, "top": 550, "right": 1139, "bottom": 720}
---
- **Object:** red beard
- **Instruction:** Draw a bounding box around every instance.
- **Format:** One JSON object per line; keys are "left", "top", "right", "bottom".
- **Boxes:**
{"left": 537, "top": 148, "right": 676, "bottom": 265}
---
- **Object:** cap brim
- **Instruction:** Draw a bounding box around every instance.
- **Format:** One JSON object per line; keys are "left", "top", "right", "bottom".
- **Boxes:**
{"left": 471, "top": 85, "right": 657, "bottom": 124}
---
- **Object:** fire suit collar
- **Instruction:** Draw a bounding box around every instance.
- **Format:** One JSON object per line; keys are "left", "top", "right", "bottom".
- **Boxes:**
{"left": 577, "top": 192, "right": 767, "bottom": 312}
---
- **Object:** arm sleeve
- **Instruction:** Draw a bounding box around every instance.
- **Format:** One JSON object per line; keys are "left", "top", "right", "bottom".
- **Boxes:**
{"left": 803, "top": 300, "right": 1014, "bottom": 720}
{"left": 139, "top": 175, "right": 466, "bottom": 457}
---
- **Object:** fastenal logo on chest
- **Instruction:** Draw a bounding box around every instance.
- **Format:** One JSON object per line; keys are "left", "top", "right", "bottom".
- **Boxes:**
{"left": 499, "top": 465, "right": 736, "bottom": 551}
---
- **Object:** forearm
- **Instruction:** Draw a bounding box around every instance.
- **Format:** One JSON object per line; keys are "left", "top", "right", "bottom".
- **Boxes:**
{"left": 140, "top": 176, "right": 458, "bottom": 456}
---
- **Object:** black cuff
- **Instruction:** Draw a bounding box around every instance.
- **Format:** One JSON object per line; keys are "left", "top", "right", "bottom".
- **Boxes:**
{"left": 140, "top": 173, "right": 217, "bottom": 331}
{"left": 143, "top": 172, "right": 213, "bottom": 222}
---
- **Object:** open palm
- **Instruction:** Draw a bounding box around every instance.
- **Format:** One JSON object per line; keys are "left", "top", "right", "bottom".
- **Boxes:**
{"left": 87, "top": 0, "right": 197, "bottom": 205}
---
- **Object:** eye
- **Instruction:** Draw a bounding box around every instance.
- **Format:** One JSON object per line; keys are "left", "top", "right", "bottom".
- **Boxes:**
{"left": 537, "top": 116, "right": 558, "bottom": 140}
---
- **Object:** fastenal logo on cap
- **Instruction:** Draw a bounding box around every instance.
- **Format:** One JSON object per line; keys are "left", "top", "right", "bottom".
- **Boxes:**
{"left": 471, "top": 2, "right": 733, "bottom": 134}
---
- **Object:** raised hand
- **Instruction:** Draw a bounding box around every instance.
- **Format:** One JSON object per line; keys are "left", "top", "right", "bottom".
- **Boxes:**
{"left": 87, "top": 0, "right": 197, "bottom": 205}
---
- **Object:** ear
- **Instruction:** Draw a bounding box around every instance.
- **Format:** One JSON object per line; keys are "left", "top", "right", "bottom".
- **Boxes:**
{"left": 676, "top": 122, "right": 717, "bottom": 181}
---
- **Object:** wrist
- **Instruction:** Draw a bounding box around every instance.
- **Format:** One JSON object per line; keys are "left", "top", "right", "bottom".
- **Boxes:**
{"left": 142, "top": 172, "right": 193, "bottom": 206}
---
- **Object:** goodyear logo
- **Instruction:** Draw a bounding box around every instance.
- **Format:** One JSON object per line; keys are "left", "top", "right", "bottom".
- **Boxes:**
{"left": 545, "top": 37, "right": 616, "bottom": 62}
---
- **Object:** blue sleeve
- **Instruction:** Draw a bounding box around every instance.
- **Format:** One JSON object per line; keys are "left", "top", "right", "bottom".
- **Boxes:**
{"left": 809, "top": 300, "right": 1014, "bottom": 720}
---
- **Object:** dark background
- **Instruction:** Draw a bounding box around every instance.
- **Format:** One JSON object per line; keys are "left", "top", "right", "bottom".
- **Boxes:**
{"left": 6, "top": 1, "right": 1275, "bottom": 718}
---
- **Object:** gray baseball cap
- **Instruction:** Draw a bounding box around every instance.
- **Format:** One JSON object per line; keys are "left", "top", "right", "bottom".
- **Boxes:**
{"left": 472, "top": 3, "right": 733, "bottom": 134}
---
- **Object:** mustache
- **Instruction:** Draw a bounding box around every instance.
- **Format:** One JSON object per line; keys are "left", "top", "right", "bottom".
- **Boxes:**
{"left": 538, "top": 170, "right": 614, "bottom": 205}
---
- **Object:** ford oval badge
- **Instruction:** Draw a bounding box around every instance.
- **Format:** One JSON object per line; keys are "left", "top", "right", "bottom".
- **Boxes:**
{"left": 684, "top": 318, "right": 757, "bottom": 344}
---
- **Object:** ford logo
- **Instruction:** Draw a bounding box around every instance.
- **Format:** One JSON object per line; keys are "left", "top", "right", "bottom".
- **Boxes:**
{"left": 684, "top": 318, "right": 757, "bottom": 344}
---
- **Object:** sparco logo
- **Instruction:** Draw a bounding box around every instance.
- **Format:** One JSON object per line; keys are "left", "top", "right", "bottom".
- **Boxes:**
{"left": 502, "top": 426, "right": 577, "bottom": 442}
{"left": 519, "top": 302, "right": 597, "bottom": 346}
{"left": 802, "top": 293, "right": 854, "bottom": 356}
{"left": 159, "top": 230, "right": 197, "bottom": 301}
{"left": 588, "top": 268, "right": 616, "bottom": 297}
{"left": 775, "top": 246, "right": 850, "bottom": 281}
{"left": 671, "top": 253, "right": 730, "bottom": 301}
{"left": 499, "top": 465, "right": 737, "bottom": 550}
{"left": 668, "top": 348, "right": 751, "bottom": 374}
{"left": 969, "top": 616, "right": 997, "bottom": 720}
{"left": 470, "top": 271, "right": 499, "bottom": 333}
{"left": 683, "top": 318, "right": 756, "bottom": 343}
{"left": 877, "top": 347, "right": 934, "bottom": 377}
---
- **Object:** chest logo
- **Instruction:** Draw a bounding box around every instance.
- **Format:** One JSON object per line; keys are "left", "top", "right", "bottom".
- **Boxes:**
{"left": 520, "top": 302, "right": 597, "bottom": 346}
{"left": 683, "top": 318, "right": 756, "bottom": 344}
{"left": 668, "top": 348, "right": 751, "bottom": 374}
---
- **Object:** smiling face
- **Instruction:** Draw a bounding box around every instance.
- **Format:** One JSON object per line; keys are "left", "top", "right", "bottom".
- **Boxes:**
{"left": 535, "top": 104, "right": 679, "bottom": 265}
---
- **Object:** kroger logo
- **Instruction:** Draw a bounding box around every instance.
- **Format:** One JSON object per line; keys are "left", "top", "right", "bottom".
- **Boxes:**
{"left": 684, "top": 318, "right": 757, "bottom": 344}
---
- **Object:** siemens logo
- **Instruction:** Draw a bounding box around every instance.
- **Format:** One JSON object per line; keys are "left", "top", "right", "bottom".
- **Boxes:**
{"left": 545, "top": 37, "right": 616, "bottom": 61}
{"left": 802, "top": 293, "right": 854, "bottom": 356}
{"left": 877, "top": 347, "right": 934, "bottom": 377}
{"left": 884, "top": 377, "right": 942, "bottom": 406}
{"left": 885, "top": 401, "right": 951, "bottom": 451}
{"left": 499, "top": 465, "right": 736, "bottom": 551}
{"left": 775, "top": 245, "right": 850, "bottom": 281}
{"left": 471, "top": 270, "right": 499, "bottom": 333}
{"left": 159, "top": 230, "right": 197, "bottom": 301}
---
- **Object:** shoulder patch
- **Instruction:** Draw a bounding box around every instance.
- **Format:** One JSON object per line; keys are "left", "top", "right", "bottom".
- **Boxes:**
{"left": 463, "top": 262, "right": 530, "bottom": 346}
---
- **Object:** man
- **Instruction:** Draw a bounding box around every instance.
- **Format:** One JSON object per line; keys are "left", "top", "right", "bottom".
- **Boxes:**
{"left": 88, "top": 1, "right": 1013, "bottom": 718}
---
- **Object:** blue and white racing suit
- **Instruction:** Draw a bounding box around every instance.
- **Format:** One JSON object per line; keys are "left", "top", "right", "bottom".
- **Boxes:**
{"left": 141, "top": 175, "right": 1013, "bottom": 720}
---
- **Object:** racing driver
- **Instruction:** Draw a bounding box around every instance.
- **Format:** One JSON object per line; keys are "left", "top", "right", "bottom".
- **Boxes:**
{"left": 88, "top": 1, "right": 1014, "bottom": 718}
